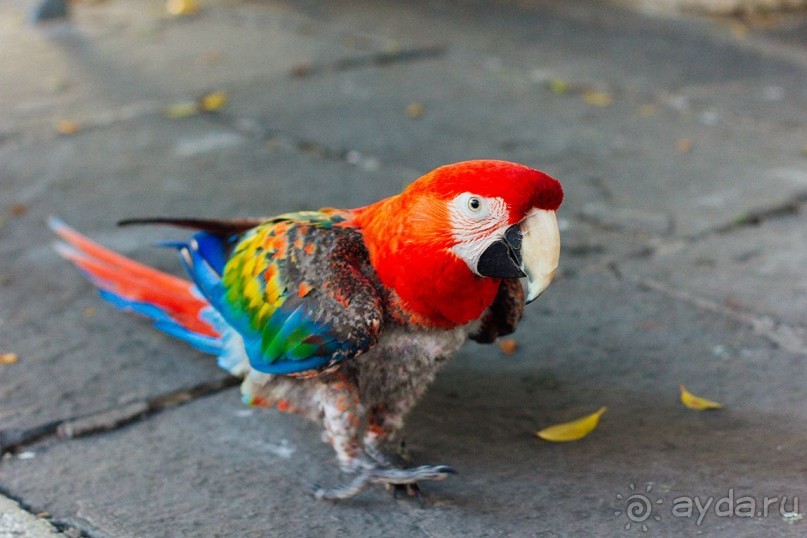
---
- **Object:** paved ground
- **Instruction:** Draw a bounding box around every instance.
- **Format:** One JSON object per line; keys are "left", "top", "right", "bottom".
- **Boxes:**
{"left": 1, "top": 0, "right": 806, "bottom": 536}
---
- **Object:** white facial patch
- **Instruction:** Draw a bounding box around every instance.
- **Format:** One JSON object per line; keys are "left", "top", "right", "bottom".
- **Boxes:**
{"left": 448, "top": 193, "right": 510, "bottom": 272}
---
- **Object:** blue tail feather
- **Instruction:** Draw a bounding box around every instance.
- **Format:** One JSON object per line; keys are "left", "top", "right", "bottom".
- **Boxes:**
{"left": 97, "top": 289, "right": 223, "bottom": 355}
{"left": 153, "top": 320, "right": 223, "bottom": 354}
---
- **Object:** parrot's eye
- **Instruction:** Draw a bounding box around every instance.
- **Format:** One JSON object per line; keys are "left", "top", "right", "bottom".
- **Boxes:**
{"left": 452, "top": 192, "right": 498, "bottom": 222}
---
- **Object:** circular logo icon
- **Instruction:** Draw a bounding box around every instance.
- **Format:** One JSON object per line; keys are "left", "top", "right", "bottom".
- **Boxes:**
{"left": 615, "top": 483, "right": 663, "bottom": 531}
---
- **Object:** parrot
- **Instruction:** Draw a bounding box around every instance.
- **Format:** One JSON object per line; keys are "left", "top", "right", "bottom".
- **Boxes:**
{"left": 50, "top": 159, "right": 563, "bottom": 500}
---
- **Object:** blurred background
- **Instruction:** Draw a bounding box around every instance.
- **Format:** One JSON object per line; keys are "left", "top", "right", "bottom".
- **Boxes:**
{"left": 1, "top": 1, "right": 806, "bottom": 536}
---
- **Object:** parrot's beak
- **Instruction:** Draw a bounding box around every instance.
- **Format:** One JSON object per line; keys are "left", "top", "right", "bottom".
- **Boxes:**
{"left": 519, "top": 209, "right": 560, "bottom": 303}
{"left": 475, "top": 209, "right": 560, "bottom": 303}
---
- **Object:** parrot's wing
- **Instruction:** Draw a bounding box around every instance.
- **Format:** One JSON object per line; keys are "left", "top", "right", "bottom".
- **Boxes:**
{"left": 179, "top": 213, "right": 383, "bottom": 376}
{"left": 469, "top": 278, "right": 525, "bottom": 343}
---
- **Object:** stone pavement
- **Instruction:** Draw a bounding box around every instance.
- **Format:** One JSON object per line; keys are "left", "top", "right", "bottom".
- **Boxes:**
{"left": 1, "top": 0, "right": 806, "bottom": 536}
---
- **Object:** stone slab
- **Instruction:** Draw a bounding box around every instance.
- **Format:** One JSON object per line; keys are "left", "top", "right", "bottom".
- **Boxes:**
{"left": 0, "top": 494, "right": 62, "bottom": 538}
{"left": 1, "top": 0, "right": 806, "bottom": 536}
{"left": 1, "top": 273, "right": 805, "bottom": 536}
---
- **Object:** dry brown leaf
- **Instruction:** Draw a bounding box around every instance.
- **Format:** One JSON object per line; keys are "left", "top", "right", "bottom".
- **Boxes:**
{"left": 201, "top": 51, "right": 224, "bottom": 66}
{"left": 638, "top": 104, "right": 657, "bottom": 117}
{"left": 498, "top": 339, "right": 517, "bottom": 355}
{"left": 290, "top": 64, "right": 313, "bottom": 78}
{"left": 729, "top": 21, "right": 748, "bottom": 40}
{"left": 676, "top": 138, "right": 693, "bottom": 153}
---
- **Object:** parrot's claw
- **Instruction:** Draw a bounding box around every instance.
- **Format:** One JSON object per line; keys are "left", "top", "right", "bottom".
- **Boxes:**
{"left": 313, "top": 464, "right": 457, "bottom": 501}
{"left": 391, "top": 482, "right": 428, "bottom": 506}
{"left": 374, "top": 464, "right": 457, "bottom": 484}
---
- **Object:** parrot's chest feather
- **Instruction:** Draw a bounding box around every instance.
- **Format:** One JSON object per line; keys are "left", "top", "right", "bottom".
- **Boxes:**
{"left": 344, "top": 326, "right": 471, "bottom": 406}
{"left": 237, "top": 325, "right": 472, "bottom": 416}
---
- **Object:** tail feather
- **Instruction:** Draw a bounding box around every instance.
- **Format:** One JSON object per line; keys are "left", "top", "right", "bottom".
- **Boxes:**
{"left": 99, "top": 290, "right": 223, "bottom": 355}
{"left": 50, "top": 217, "right": 221, "bottom": 343}
{"left": 50, "top": 217, "right": 197, "bottom": 294}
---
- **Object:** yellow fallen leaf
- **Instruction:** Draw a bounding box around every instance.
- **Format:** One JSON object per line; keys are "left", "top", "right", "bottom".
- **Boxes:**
{"left": 583, "top": 91, "right": 613, "bottom": 107}
{"left": 199, "top": 90, "right": 228, "bottom": 112}
{"left": 166, "top": 0, "right": 198, "bottom": 16}
{"left": 163, "top": 102, "right": 199, "bottom": 119}
{"left": 536, "top": 406, "right": 606, "bottom": 442}
{"left": 680, "top": 385, "right": 722, "bottom": 411}
{"left": 729, "top": 21, "right": 748, "bottom": 40}
{"left": 547, "top": 78, "right": 570, "bottom": 95}
{"left": 0, "top": 353, "right": 18, "bottom": 365}
{"left": 56, "top": 120, "right": 79, "bottom": 135}
{"left": 384, "top": 41, "right": 402, "bottom": 55}
{"left": 406, "top": 102, "right": 424, "bottom": 119}
{"left": 638, "top": 103, "right": 657, "bottom": 117}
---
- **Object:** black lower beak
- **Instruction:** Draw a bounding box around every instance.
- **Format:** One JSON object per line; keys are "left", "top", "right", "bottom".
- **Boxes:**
{"left": 476, "top": 225, "right": 526, "bottom": 279}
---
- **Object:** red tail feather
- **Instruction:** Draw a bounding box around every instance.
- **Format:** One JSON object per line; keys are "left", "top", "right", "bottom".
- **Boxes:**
{"left": 51, "top": 218, "right": 218, "bottom": 338}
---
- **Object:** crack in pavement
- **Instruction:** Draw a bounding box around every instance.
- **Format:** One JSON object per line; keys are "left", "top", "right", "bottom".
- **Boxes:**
{"left": 0, "top": 376, "right": 240, "bottom": 456}
{"left": 288, "top": 45, "right": 446, "bottom": 78}
{"left": 688, "top": 190, "right": 807, "bottom": 241}
{"left": 574, "top": 189, "right": 807, "bottom": 354}
{"left": 578, "top": 247, "right": 807, "bottom": 355}
{"left": 0, "top": 486, "right": 77, "bottom": 537}
{"left": 636, "top": 277, "right": 807, "bottom": 355}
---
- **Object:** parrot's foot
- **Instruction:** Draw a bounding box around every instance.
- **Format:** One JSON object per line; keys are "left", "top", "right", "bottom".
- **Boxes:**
{"left": 365, "top": 437, "right": 413, "bottom": 468}
{"left": 313, "top": 464, "right": 457, "bottom": 501}
{"left": 364, "top": 443, "right": 394, "bottom": 467}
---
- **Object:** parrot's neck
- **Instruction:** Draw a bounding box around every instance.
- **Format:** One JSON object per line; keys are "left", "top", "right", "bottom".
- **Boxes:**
{"left": 351, "top": 195, "right": 501, "bottom": 329}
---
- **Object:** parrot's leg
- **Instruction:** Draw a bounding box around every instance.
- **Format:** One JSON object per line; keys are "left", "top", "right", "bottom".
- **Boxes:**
{"left": 317, "top": 376, "right": 364, "bottom": 473}
{"left": 313, "top": 378, "right": 455, "bottom": 500}
{"left": 363, "top": 376, "right": 437, "bottom": 466}
{"left": 363, "top": 406, "right": 400, "bottom": 467}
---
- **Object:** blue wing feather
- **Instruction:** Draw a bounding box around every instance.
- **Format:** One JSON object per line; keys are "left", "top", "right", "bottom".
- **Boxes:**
{"left": 173, "top": 216, "right": 381, "bottom": 376}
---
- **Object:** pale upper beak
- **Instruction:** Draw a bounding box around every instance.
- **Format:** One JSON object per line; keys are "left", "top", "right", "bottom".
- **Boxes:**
{"left": 519, "top": 208, "right": 560, "bottom": 303}
{"left": 475, "top": 208, "right": 560, "bottom": 304}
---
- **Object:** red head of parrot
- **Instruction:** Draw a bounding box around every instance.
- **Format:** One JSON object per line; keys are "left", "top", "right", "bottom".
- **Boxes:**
{"left": 353, "top": 160, "right": 563, "bottom": 328}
